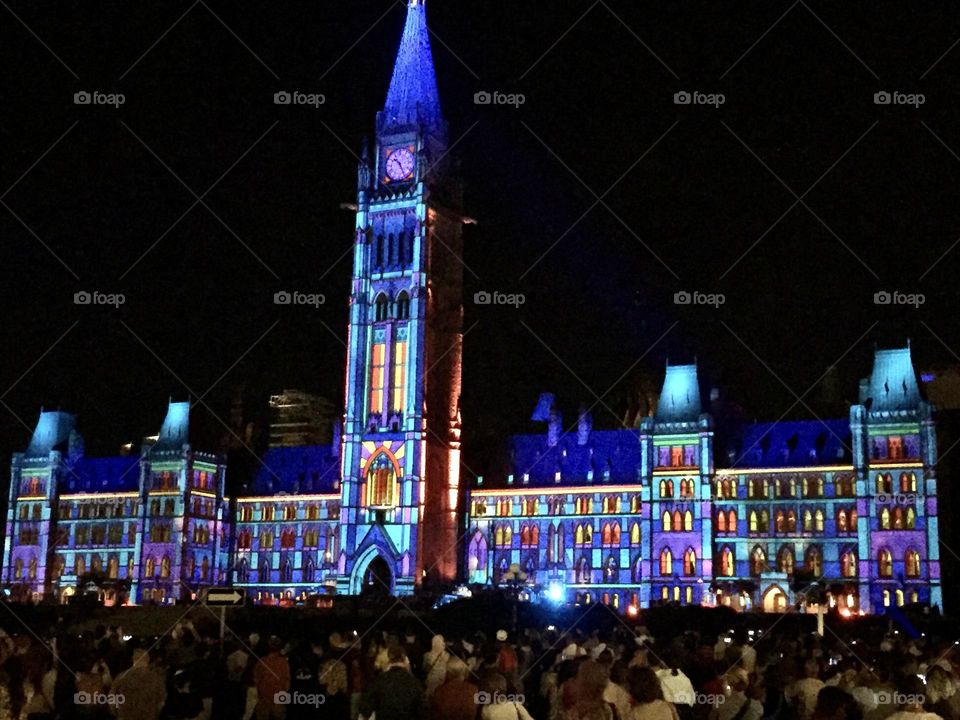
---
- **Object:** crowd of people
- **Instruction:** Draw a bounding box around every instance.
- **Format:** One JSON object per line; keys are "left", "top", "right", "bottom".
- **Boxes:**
{"left": 0, "top": 613, "right": 958, "bottom": 720}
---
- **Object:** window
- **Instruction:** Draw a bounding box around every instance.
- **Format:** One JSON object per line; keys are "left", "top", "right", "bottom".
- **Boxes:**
{"left": 681, "top": 479, "right": 696, "bottom": 498}
{"left": 803, "top": 510, "right": 813, "bottom": 532}
{"left": 683, "top": 548, "right": 696, "bottom": 575}
{"left": 888, "top": 437, "right": 903, "bottom": 460}
{"left": 369, "top": 342, "right": 386, "bottom": 415}
{"left": 659, "top": 480, "right": 673, "bottom": 499}
{"left": 725, "top": 510, "right": 735, "bottom": 533}
{"left": 390, "top": 340, "right": 407, "bottom": 414}
{"left": 239, "top": 506, "right": 252, "bottom": 522}
{"left": 905, "top": 550, "right": 921, "bottom": 578}
{"left": 366, "top": 453, "right": 396, "bottom": 508}
{"left": 576, "top": 557, "right": 591, "bottom": 584}
{"left": 237, "top": 530, "right": 252, "bottom": 550}
{"left": 280, "top": 530, "right": 296, "bottom": 549}
{"left": 684, "top": 511, "right": 694, "bottom": 532}
{"left": 662, "top": 511, "right": 673, "bottom": 532}
{"left": 259, "top": 531, "right": 274, "bottom": 548}
{"left": 144, "top": 557, "right": 155, "bottom": 577}
{"left": 719, "top": 547, "right": 734, "bottom": 576}
{"left": 284, "top": 504, "right": 297, "bottom": 521}
{"left": 880, "top": 508, "right": 890, "bottom": 529}
{"left": 750, "top": 546, "right": 766, "bottom": 576}
{"left": 659, "top": 548, "right": 673, "bottom": 575}
{"left": 878, "top": 548, "right": 893, "bottom": 578}
{"left": 749, "top": 511, "right": 758, "bottom": 533}
{"left": 841, "top": 550, "right": 857, "bottom": 578}
{"left": 778, "top": 546, "right": 794, "bottom": 574}
{"left": 262, "top": 506, "right": 275, "bottom": 522}
{"left": 836, "top": 475, "right": 855, "bottom": 497}
{"left": 901, "top": 473, "right": 917, "bottom": 493}
{"left": 805, "top": 546, "right": 822, "bottom": 576}
{"left": 375, "top": 294, "right": 389, "bottom": 322}
{"left": 749, "top": 478, "right": 766, "bottom": 498}
{"left": 630, "top": 523, "right": 640, "bottom": 545}
{"left": 670, "top": 447, "right": 684, "bottom": 467}
{"left": 876, "top": 474, "right": 893, "bottom": 494}
{"left": 396, "top": 292, "right": 410, "bottom": 320}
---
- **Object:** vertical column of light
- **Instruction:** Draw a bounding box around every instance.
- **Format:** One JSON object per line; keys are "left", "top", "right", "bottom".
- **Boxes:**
{"left": 2, "top": 458, "right": 20, "bottom": 584}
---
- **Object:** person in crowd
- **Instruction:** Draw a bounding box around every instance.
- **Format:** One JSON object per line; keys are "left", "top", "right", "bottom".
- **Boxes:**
{"left": 431, "top": 656, "right": 479, "bottom": 720}
{"left": 253, "top": 636, "right": 290, "bottom": 720}
{"left": 423, "top": 634, "right": 451, "bottom": 699}
{"left": 479, "top": 671, "right": 534, "bottom": 720}
{"left": 111, "top": 647, "right": 167, "bottom": 720}
{"left": 360, "top": 646, "right": 424, "bottom": 720}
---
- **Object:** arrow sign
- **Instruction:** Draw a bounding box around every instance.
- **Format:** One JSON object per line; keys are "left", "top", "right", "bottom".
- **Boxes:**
{"left": 204, "top": 587, "right": 245, "bottom": 607}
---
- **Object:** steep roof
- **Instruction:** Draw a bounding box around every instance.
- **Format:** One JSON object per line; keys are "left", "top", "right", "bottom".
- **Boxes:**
{"left": 24, "top": 410, "right": 75, "bottom": 458}
{"left": 655, "top": 364, "right": 702, "bottom": 423}
{"left": 148, "top": 400, "right": 191, "bottom": 455}
{"left": 382, "top": 0, "right": 442, "bottom": 129}
{"left": 249, "top": 445, "right": 340, "bottom": 496}
{"left": 863, "top": 345, "right": 921, "bottom": 412}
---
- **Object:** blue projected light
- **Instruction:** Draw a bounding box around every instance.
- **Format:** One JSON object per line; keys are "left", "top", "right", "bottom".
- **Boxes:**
{"left": 547, "top": 582, "right": 565, "bottom": 604}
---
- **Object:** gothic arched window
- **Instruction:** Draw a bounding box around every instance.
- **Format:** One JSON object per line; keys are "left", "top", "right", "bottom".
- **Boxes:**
{"left": 366, "top": 453, "right": 397, "bottom": 509}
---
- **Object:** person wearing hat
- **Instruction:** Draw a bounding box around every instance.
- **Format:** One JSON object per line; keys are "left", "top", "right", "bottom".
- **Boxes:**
{"left": 496, "top": 631, "right": 519, "bottom": 677}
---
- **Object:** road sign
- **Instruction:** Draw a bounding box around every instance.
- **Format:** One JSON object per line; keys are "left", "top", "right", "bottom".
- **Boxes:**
{"left": 204, "top": 587, "right": 245, "bottom": 607}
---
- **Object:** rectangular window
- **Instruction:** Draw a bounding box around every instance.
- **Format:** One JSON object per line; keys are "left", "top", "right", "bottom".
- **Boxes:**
{"left": 369, "top": 343, "right": 386, "bottom": 416}
{"left": 390, "top": 340, "right": 407, "bottom": 414}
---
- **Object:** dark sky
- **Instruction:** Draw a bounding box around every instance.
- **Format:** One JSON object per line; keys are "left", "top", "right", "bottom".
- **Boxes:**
{"left": 2, "top": 1, "right": 960, "bottom": 473}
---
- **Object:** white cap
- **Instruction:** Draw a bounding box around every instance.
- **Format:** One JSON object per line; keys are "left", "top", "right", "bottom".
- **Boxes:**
{"left": 496, "top": 630, "right": 508, "bottom": 642}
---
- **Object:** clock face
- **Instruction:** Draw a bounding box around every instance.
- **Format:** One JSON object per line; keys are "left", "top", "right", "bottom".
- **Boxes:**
{"left": 385, "top": 147, "right": 415, "bottom": 182}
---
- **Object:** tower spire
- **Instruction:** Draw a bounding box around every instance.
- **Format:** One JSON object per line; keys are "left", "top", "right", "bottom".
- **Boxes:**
{"left": 382, "top": 0, "right": 442, "bottom": 129}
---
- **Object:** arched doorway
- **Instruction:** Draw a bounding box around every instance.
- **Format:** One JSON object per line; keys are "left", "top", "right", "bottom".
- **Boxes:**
{"left": 361, "top": 556, "right": 392, "bottom": 597}
{"left": 762, "top": 585, "right": 788, "bottom": 613}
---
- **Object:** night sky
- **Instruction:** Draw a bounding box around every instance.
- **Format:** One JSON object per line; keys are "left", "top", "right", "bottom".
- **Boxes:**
{"left": 2, "top": 1, "right": 960, "bottom": 477}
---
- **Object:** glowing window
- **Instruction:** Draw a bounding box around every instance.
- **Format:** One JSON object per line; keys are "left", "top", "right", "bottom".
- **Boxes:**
{"left": 390, "top": 340, "right": 407, "bottom": 414}
{"left": 369, "top": 343, "right": 386, "bottom": 416}
{"left": 366, "top": 453, "right": 397, "bottom": 509}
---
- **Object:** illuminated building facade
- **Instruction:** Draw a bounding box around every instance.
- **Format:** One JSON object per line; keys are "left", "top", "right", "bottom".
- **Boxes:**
{"left": 465, "top": 347, "right": 943, "bottom": 614}
{"left": 3, "top": 401, "right": 229, "bottom": 604}
{"left": 2, "top": 0, "right": 463, "bottom": 605}
{"left": 0, "top": 1, "right": 943, "bottom": 614}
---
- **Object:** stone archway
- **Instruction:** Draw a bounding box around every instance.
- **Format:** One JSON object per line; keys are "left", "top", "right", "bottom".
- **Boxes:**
{"left": 349, "top": 546, "right": 395, "bottom": 596}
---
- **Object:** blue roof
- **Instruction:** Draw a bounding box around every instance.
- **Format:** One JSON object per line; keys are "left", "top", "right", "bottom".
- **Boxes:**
{"left": 864, "top": 346, "right": 921, "bottom": 412}
{"left": 25, "top": 410, "right": 75, "bottom": 458}
{"left": 383, "top": 0, "right": 442, "bottom": 129}
{"left": 507, "top": 429, "right": 640, "bottom": 487}
{"left": 722, "top": 419, "right": 851, "bottom": 469}
{"left": 250, "top": 445, "right": 340, "bottom": 495}
{"left": 149, "top": 400, "right": 191, "bottom": 454}
{"left": 61, "top": 456, "right": 141, "bottom": 493}
{"left": 655, "top": 364, "right": 702, "bottom": 423}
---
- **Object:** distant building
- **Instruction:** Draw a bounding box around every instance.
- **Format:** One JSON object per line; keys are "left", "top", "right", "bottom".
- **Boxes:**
{"left": 268, "top": 390, "right": 334, "bottom": 448}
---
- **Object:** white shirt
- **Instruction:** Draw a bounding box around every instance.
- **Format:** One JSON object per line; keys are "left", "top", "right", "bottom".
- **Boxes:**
{"left": 483, "top": 701, "right": 535, "bottom": 720}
